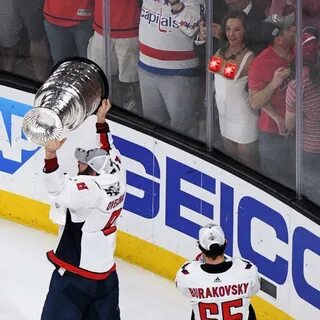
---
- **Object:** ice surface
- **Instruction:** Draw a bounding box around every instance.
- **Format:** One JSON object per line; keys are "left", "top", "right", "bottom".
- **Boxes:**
{"left": 0, "top": 219, "right": 189, "bottom": 320}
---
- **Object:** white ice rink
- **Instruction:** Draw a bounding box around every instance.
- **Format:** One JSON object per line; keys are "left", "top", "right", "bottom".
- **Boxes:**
{"left": 0, "top": 219, "right": 190, "bottom": 320}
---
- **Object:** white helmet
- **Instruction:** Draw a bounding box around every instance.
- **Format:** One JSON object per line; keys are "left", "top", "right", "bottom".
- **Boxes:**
{"left": 74, "top": 147, "right": 112, "bottom": 174}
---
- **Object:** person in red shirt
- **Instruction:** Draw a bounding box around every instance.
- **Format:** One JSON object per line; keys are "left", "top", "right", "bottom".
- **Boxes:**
{"left": 248, "top": 13, "right": 296, "bottom": 188}
{"left": 43, "top": 0, "right": 94, "bottom": 64}
{"left": 269, "top": 0, "right": 320, "bottom": 36}
{"left": 87, "top": 0, "right": 142, "bottom": 114}
{"left": 285, "top": 27, "right": 320, "bottom": 204}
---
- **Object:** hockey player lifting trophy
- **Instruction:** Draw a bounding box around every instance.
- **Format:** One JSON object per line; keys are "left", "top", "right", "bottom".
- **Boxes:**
{"left": 22, "top": 57, "right": 109, "bottom": 146}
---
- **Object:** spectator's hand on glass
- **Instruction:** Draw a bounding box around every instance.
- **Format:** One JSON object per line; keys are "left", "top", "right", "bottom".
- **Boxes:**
{"left": 198, "top": 21, "right": 221, "bottom": 41}
{"left": 198, "top": 21, "right": 207, "bottom": 41}
{"left": 271, "top": 67, "right": 291, "bottom": 89}
{"left": 212, "top": 23, "right": 221, "bottom": 39}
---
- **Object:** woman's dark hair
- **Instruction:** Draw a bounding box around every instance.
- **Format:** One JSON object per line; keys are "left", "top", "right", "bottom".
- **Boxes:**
{"left": 198, "top": 242, "right": 227, "bottom": 260}
{"left": 219, "top": 10, "right": 249, "bottom": 53}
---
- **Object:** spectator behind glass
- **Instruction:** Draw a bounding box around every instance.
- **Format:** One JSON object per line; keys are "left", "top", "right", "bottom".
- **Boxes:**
{"left": 269, "top": 0, "right": 320, "bottom": 37}
{"left": 195, "top": 0, "right": 228, "bottom": 65}
{"left": 195, "top": 0, "right": 267, "bottom": 144}
{"left": 138, "top": 0, "right": 205, "bottom": 138}
{"left": 43, "top": 0, "right": 94, "bottom": 64}
{"left": 285, "top": 27, "right": 320, "bottom": 204}
{"left": 211, "top": 10, "right": 259, "bottom": 168}
{"left": 253, "top": 0, "right": 271, "bottom": 14}
{"left": 0, "top": 0, "right": 51, "bottom": 81}
{"left": 269, "top": 0, "right": 295, "bottom": 15}
{"left": 87, "top": 0, "right": 142, "bottom": 115}
{"left": 197, "top": 0, "right": 267, "bottom": 55}
{"left": 249, "top": 13, "right": 296, "bottom": 188}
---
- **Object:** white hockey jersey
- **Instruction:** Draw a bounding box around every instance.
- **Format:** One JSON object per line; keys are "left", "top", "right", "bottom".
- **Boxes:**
{"left": 139, "top": 0, "right": 205, "bottom": 76}
{"left": 175, "top": 258, "right": 260, "bottom": 320}
{"left": 43, "top": 122, "right": 126, "bottom": 279}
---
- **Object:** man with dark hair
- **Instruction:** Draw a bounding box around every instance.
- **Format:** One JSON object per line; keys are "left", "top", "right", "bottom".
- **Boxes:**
{"left": 175, "top": 224, "right": 260, "bottom": 320}
{"left": 41, "top": 99, "right": 126, "bottom": 319}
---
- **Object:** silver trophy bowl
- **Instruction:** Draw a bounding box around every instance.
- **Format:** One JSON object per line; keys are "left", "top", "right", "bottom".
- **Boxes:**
{"left": 22, "top": 57, "right": 109, "bottom": 146}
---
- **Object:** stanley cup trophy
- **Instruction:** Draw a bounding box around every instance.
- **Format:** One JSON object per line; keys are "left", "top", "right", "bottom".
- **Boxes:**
{"left": 22, "top": 57, "right": 109, "bottom": 146}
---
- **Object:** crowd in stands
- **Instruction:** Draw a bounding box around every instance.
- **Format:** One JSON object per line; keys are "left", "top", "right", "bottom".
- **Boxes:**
{"left": 0, "top": 0, "right": 319, "bottom": 205}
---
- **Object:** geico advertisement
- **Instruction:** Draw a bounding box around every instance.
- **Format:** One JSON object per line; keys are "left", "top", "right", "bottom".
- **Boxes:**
{"left": 0, "top": 85, "right": 320, "bottom": 319}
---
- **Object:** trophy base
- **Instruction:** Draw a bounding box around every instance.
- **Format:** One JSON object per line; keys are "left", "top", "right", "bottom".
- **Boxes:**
{"left": 22, "top": 108, "right": 63, "bottom": 146}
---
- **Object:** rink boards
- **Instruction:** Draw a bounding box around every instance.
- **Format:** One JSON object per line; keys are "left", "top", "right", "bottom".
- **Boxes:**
{"left": 0, "top": 85, "right": 320, "bottom": 320}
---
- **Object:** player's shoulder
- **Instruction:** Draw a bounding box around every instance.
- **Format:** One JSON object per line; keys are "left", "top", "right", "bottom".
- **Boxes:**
{"left": 177, "top": 259, "right": 202, "bottom": 276}
{"left": 175, "top": 260, "right": 203, "bottom": 287}
{"left": 232, "top": 257, "right": 258, "bottom": 273}
{"left": 69, "top": 175, "right": 102, "bottom": 193}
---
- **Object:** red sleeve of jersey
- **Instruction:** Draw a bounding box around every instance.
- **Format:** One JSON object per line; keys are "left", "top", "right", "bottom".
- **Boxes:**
{"left": 96, "top": 122, "right": 111, "bottom": 151}
{"left": 44, "top": 157, "right": 59, "bottom": 173}
{"left": 96, "top": 122, "right": 109, "bottom": 133}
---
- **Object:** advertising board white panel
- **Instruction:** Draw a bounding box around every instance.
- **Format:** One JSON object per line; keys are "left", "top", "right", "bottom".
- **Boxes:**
{"left": 1, "top": 85, "right": 320, "bottom": 318}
